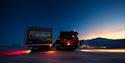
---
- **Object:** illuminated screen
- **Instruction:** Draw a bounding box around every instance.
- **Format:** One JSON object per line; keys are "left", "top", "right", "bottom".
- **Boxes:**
{"left": 28, "top": 31, "right": 52, "bottom": 43}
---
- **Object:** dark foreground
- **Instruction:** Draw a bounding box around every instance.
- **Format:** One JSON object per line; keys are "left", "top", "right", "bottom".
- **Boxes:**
{"left": 0, "top": 49, "right": 125, "bottom": 63}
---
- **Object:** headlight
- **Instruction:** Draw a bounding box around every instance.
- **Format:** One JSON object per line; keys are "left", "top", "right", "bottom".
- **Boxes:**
{"left": 67, "top": 43, "right": 70, "bottom": 46}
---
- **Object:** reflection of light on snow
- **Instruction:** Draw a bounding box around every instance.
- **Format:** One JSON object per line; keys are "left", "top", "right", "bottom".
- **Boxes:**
{"left": 0, "top": 50, "right": 31, "bottom": 56}
{"left": 80, "top": 49, "right": 125, "bottom": 53}
{"left": 46, "top": 51, "right": 56, "bottom": 54}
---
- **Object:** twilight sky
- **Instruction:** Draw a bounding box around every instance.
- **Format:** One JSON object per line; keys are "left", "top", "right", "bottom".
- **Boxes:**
{"left": 0, "top": 0, "right": 125, "bottom": 43}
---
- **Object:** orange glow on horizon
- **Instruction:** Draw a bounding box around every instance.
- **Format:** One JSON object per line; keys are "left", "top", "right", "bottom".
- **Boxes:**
{"left": 79, "top": 28, "right": 125, "bottom": 40}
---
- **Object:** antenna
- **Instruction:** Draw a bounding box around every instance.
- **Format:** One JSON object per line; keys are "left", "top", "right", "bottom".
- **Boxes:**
{"left": 73, "top": 26, "right": 77, "bottom": 32}
{"left": 73, "top": 29, "right": 76, "bottom": 32}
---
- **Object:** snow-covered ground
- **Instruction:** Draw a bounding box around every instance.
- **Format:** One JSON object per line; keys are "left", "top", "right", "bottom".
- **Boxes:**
{"left": 0, "top": 49, "right": 125, "bottom": 63}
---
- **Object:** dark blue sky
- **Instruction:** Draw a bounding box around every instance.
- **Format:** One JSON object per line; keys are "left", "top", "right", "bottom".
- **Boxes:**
{"left": 0, "top": 0, "right": 125, "bottom": 43}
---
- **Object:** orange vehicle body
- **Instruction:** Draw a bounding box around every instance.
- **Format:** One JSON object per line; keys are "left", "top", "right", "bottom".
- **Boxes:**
{"left": 55, "top": 31, "right": 79, "bottom": 50}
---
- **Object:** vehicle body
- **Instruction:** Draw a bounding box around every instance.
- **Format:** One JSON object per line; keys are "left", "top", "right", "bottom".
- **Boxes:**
{"left": 55, "top": 31, "right": 79, "bottom": 50}
{"left": 25, "top": 27, "right": 53, "bottom": 52}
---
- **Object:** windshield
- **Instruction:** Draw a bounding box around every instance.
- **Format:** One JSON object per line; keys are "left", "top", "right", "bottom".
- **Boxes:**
{"left": 61, "top": 34, "right": 77, "bottom": 39}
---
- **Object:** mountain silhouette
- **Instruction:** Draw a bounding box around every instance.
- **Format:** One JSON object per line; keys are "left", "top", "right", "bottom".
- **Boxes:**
{"left": 89, "top": 37, "right": 112, "bottom": 42}
{"left": 80, "top": 37, "right": 125, "bottom": 48}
